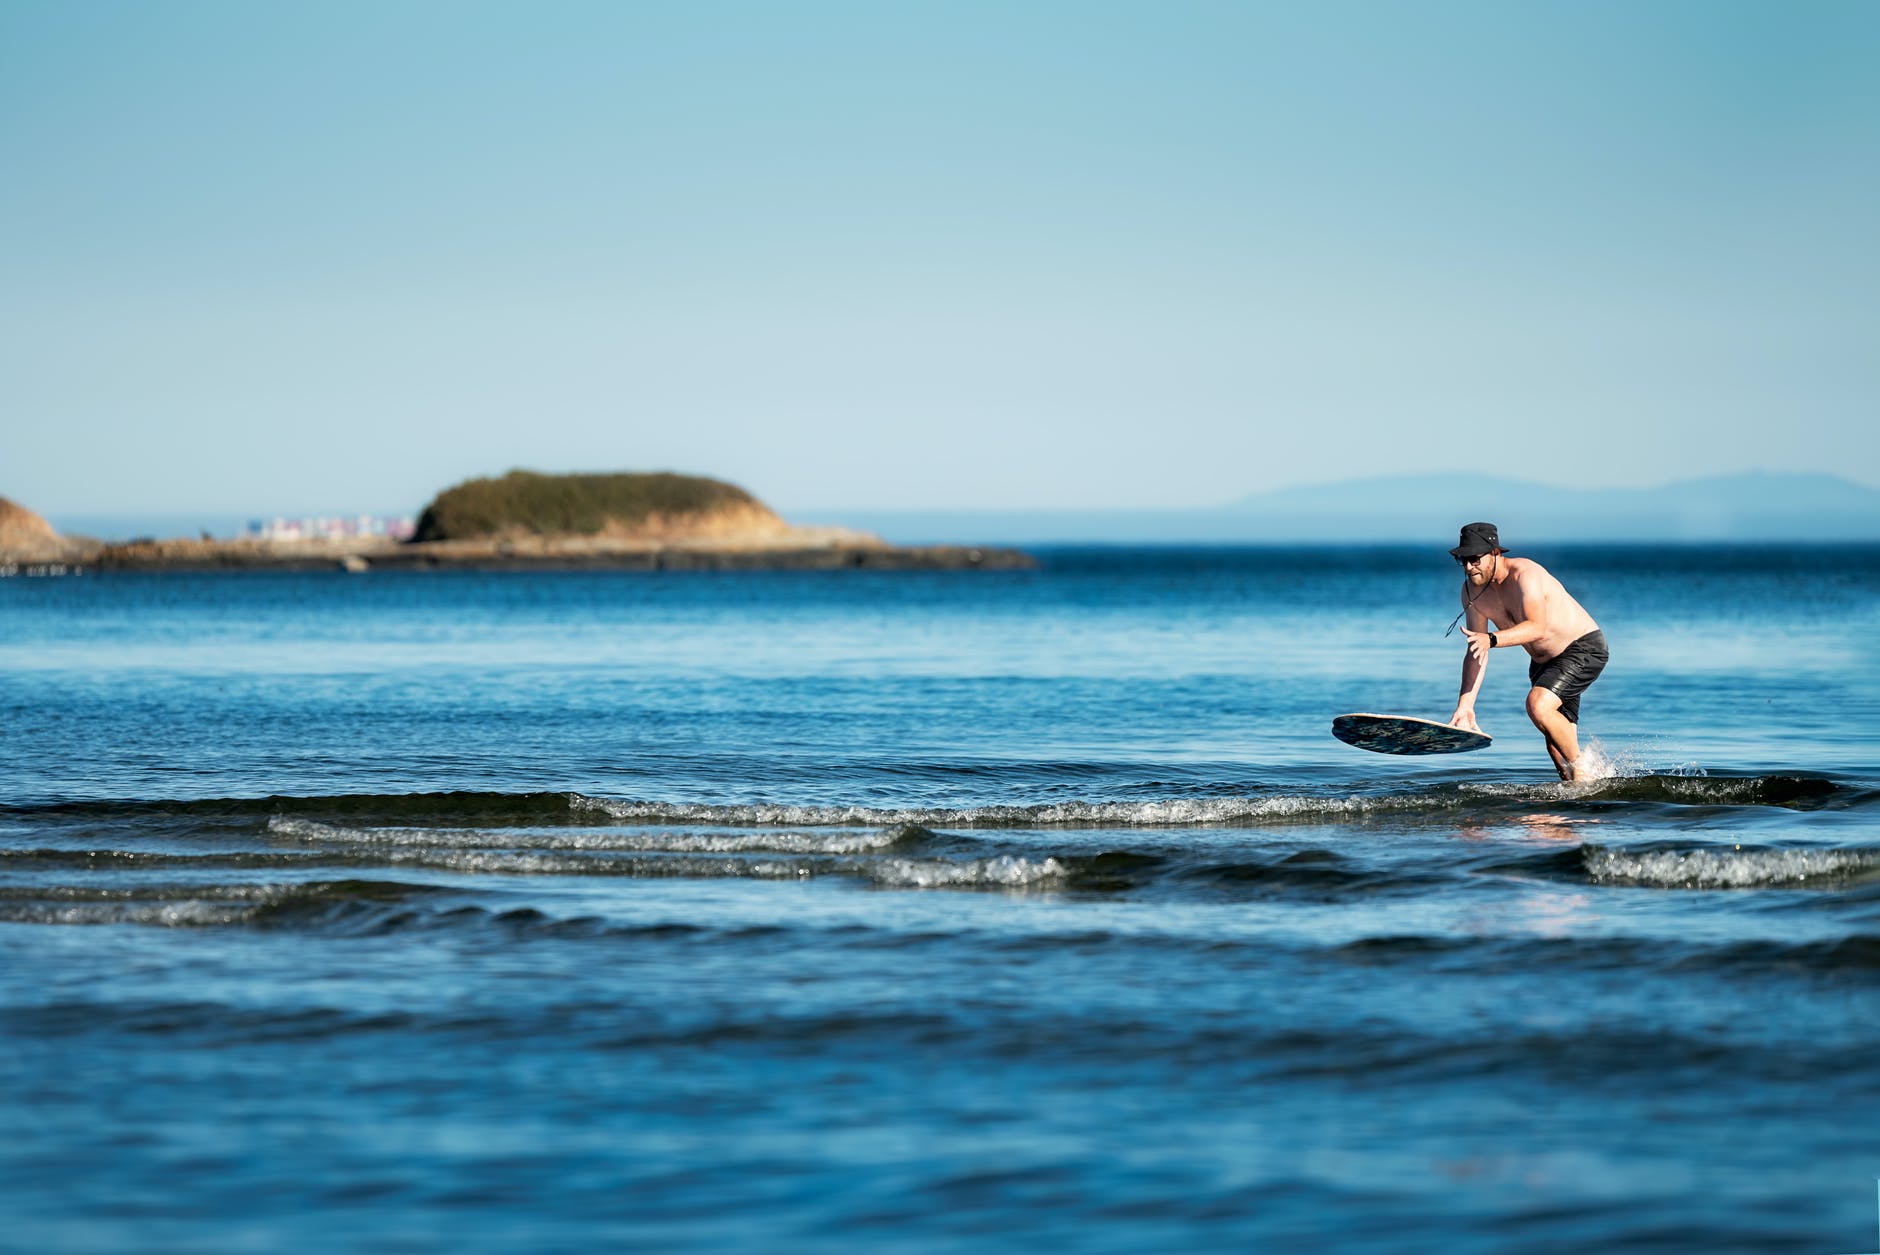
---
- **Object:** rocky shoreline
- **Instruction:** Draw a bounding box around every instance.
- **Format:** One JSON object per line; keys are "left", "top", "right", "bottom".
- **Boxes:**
{"left": 20, "top": 533, "right": 1033, "bottom": 574}
{"left": 0, "top": 487, "right": 1035, "bottom": 574}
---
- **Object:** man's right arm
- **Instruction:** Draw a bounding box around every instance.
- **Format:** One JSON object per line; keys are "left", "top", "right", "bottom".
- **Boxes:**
{"left": 1450, "top": 592, "right": 1489, "bottom": 731}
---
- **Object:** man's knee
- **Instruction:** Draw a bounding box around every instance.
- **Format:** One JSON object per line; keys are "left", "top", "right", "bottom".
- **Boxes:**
{"left": 1526, "top": 687, "right": 1562, "bottom": 724}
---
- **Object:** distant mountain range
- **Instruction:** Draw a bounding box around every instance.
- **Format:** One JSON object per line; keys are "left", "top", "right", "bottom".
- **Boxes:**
{"left": 46, "top": 472, "right": 1880, "bottom": 547}
{"left": 821, "top": 472, "right": 1880, "bottom": 545}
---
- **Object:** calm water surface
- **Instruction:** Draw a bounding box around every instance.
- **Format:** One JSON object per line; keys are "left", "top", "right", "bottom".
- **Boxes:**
{"left": 2, "top": 546, "right": 1877, "bottom": 1252}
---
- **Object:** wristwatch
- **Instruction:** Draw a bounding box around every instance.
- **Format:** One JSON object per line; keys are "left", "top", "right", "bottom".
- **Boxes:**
{"left": 1487, "top": 632, "right": 1498, "bottom": 649}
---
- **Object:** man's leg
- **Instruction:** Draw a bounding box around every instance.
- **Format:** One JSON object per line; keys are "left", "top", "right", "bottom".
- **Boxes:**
{"left": 1526, "top": 686, "right": 1580, "bottom": 780}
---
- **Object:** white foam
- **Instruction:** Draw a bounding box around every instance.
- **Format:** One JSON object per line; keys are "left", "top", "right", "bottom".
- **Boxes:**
{"left": 865, "top": 856, "right": 1069, "bottom": 889}
{"left": 571, "top": 794, "right": 1424, "bottom": 829}
{"left": 358, "top": 848, "right": 1066, "bottom": 890}
{"left": 259, "top": 819, "right": 1071, "bottom": 889}
{"left": 269, "top": 816, "right": 425, "bottom": 844}
{"left": 1584, "top": 846, "right": 1880, "bottom": 888}
{"left": 385, "top": 850, "right": 609, "bottom": 876}
{"left": 0, "top": 889, "right": 292, "bottom": 928}
{"left": 266, "top": 814, "right": 909, "bottom": 855}
{"left": 348, "top": 848, "right": 845, "bottom": 882}
{"left": 632, "top": 830, "right": 911, "bottom": 854}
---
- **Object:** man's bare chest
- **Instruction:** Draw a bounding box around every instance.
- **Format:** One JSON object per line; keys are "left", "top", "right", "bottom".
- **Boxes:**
{"left": 1474, "top": 585, "right": 1528, "bottom": 628}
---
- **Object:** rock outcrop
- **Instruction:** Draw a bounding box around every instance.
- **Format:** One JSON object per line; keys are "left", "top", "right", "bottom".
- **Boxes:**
{"left": 413, "top": 470, "right": 794, "bottom": 544}
{"left": 0, "top": 497, "right": 80, "bottom": 562}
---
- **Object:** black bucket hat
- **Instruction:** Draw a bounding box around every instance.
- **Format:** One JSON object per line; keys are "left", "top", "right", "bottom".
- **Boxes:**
{"left": 1449, "top": 521, "right": 1505, "bottom": 559}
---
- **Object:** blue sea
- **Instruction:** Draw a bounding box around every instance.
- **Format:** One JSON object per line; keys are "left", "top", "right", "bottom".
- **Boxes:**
{"left": 3, "top": 545, "right": 1877, "bottom": 1253}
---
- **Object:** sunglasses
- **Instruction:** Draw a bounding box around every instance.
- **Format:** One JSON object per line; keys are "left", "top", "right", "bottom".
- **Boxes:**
{"left": 1454, "top": 552, "right": 1493, "bottom": 566}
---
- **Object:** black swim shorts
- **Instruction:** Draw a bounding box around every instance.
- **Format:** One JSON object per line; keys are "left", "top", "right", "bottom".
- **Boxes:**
{"left": 1527, "top": 630, "right": 1608, "bottom": 724}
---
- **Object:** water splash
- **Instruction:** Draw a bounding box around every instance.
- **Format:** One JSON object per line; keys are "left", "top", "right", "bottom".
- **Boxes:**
{"left": 1571, "top": 738, "right": 1643, "bottom": 783}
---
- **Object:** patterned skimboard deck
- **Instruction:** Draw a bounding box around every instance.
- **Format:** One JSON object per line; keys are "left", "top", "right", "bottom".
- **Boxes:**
{"left": 1331, "top": 713, "right": 1492, "bottom": 755}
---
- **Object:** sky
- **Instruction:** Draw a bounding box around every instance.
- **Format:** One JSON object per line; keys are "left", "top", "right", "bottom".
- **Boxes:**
{"left": 2, "top": 0, "right": 1876, "bottom": 523}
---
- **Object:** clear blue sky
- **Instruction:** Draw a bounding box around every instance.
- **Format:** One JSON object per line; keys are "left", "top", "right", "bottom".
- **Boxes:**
{"left": 3, "top": 0, "right": 1876, "bottom": 520}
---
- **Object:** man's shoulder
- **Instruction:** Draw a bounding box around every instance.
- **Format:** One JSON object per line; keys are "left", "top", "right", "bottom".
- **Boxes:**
{"left": 1505, "top": 556, "right": 1552, "bottom": 581}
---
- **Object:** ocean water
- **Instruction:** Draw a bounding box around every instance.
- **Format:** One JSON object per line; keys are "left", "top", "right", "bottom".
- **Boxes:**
{"left": 2, "top": 545, "right": 1877, "bottom": 1253}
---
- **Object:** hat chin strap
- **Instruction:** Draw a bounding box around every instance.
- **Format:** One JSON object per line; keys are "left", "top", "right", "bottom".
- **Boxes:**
{"left": 1445, "top": 559, "right": 1496, "bottom": 637}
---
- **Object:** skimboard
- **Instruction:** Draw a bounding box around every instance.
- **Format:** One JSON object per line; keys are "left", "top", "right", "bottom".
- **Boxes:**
{"left": 1332, "top": 713, "right": 1491, "bottom": 756}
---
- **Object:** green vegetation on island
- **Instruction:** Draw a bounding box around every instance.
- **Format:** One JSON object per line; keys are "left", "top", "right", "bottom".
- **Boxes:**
{"left": 412, "top": 470, "right": 772, "bottom": 542}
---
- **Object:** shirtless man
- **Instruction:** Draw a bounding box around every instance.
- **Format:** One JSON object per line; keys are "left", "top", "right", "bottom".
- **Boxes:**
{"left": 1445, "top": 522, "right": 1608, "bottom": 781}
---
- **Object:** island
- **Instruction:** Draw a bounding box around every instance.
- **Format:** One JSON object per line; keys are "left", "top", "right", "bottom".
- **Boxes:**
{"left": 0, "top": 473, "right": 1033, "bottom": 573}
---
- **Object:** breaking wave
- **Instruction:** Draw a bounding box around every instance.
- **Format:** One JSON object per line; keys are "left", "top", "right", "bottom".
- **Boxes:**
{"left": 1583, "top": 844, "right": 1880, "bottom": 888}
{"left": 569, "top": 774, "right": 1854, "bottom": 828}
{"left": 0, "top": 878, "right": 455, "bottom": 929}
{"left": 266, "top": 815, "right": 928, "bottom": 854}
{"left": 3, "top": 773, "right": 1859, "bottom": 837}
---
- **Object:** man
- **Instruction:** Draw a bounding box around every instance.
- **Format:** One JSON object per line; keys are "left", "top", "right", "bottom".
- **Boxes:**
{"left": 1445, "top": 522, "right": 1608, "bottom": 781}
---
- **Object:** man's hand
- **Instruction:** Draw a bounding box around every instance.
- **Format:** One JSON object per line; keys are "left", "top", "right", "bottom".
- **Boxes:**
{"left": 1462, "top": 627, "right": 1494, "bottom": 667}
{"left": 1449, "top": 707, "right": 1483, "bottom": 734}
